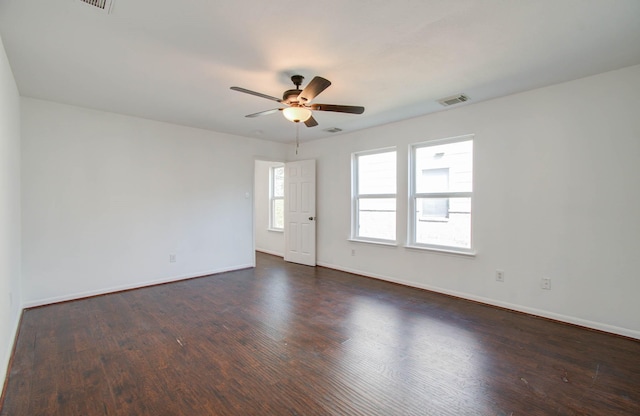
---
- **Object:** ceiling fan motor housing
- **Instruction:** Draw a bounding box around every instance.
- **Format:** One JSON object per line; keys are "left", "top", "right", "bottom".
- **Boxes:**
{"left": 283, "top": 89, "right": 302, "bottom": 105}
{"left": 282, "top": 75, "right": 306, "bottom": 104}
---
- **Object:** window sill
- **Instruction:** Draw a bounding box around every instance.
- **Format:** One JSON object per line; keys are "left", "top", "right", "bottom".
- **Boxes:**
{"left": 348, "top": 238, "right": 398, "bottom": 247}
{"left": 267, "top": 228, "right": 284, "bottom": 233}
{"left": 404, "top": 245, "right": 476, "bottom": 257}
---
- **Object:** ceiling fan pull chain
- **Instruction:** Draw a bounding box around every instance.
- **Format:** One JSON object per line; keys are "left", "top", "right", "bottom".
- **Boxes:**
{"left": 295, "top": 123, "right": 300, "bottom": 155}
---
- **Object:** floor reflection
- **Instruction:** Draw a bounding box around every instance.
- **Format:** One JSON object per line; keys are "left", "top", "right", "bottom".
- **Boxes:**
{"left": 335, "top": 295, "right": 488, "bottom": 414}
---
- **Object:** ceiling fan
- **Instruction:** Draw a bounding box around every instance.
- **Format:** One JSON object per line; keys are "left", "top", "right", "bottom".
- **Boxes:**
{"left": 230, "top": 75, "right": 365, "bottom": 127}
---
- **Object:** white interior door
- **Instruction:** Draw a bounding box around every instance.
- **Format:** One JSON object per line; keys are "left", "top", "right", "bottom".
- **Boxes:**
{"left": 284, "top": 159, "right": 316, "bottom": 266}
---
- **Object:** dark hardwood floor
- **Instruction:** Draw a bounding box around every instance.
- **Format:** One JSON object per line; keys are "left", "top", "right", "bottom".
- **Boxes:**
{"left": 2, "top": 252, "right": 639, "bottom": 415}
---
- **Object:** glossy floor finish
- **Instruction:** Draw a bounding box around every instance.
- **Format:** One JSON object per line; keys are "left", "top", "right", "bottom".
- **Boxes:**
{"left": 2, "top": 253, "right": 639, "bottom": 415}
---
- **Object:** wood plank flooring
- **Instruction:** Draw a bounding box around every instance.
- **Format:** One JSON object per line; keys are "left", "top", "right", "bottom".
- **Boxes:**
{"left": 2, "top": 252, "right": 639, "bottom": 415}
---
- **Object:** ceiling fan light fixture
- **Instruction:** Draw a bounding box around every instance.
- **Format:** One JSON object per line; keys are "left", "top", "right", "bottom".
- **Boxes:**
{"left": 231, "top": 75, "right": 364, "bottom": 128}
{"left": 283, "top": 107, "right": 312, "bottom": 123}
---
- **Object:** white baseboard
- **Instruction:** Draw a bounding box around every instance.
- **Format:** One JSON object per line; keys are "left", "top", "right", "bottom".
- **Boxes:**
{"left": 317, "top": 261, "right": 640, "bottom": 340}
{"left": 22, "top": 263, "right": 254, "bottom": 309}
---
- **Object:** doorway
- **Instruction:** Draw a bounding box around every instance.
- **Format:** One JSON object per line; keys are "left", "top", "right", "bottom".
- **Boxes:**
{"left": 253, "top": 159, "right": 317, "bottom": 266}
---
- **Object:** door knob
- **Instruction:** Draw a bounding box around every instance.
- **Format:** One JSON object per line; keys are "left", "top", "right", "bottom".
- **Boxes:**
{"left": 308, "top": 216, "right": 316, "bottom": 221}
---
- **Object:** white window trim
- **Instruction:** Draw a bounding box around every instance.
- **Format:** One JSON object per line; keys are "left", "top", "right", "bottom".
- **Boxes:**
{"left": 404, "top": 244, "right": 476, "bottom": 257}
{"left": 409, "top": 134, "right": 474, "bottom": 252}
{"left": 348, "top": 238, "right": 398, "bottom": 247}
{"left": 351, "top": 147, "right": 397, "bottom": 244}
{"left": 268, "top": 165, "right": 284, "bottom": 232}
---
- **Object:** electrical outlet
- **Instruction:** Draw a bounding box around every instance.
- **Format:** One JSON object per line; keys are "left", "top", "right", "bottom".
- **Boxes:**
{"left": 495, "top": 270, "right": 504, "bottom": 282}
{"left": 541, "top": 278, "right": 551, "bottom": 290}
{"left": 169, "top": 254, "right": 177, "bottom": 263}
{"left": 351, "top": 249, "right": 356, "bottom": 256}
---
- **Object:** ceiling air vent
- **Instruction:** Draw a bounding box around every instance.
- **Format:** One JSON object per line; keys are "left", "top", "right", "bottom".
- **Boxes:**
{"left": 75, "top": 0, "right": 114, "bottom": 14}
{"left": 438, "top": 94, "right": 469, "bottom": 107}
{"left": 324, "top": 127, "right": 343, "bottom": 133}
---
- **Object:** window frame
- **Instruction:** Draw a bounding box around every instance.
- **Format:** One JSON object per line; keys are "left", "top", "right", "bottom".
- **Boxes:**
{"left": 408, "top": 135, "right": 474, "bottom": 254}
{"left": 351, "top": 147, "right": 398, "bottom": 244}
{"left": 269, "top": 164, "right": 285, "bottom": 232}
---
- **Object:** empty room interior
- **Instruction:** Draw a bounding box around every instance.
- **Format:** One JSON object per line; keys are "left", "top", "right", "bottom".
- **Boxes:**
{"left": 1, "top": 1, "right": 640, "bottom": 415}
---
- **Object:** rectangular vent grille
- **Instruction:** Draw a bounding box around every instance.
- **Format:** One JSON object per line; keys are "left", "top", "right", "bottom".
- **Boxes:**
{"left": 324, "top": 127, "right": 343, "bottom": 133}
{"left": 438, "top": 94, "right": 469, "bottom": 107}
{"left": 76, "top": 0, "right": 114, "bottom": 13}
{"left": 81, "top": 0, "right": 107, "bottom": 8}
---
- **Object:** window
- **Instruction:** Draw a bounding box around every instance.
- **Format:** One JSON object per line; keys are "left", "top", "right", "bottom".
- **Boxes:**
{"left": 269, "top": 165, "right": 284, "bottom": 230}
{"left": 352, "top": 149, "right": 396, "bottom": 242}
{"left": 410, "top": 136, "right": 473, "bottom": 251}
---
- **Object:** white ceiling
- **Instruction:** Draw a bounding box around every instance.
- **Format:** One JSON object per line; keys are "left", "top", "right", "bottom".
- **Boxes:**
{"left": 1, "top": 0, "right": 640, "bottom": 143}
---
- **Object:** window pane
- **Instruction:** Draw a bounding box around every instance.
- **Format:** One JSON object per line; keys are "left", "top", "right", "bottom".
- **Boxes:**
{"left": 358, "top": 151, "right": 396, "bottom": 195}
{"left": 415, "top": 140, "right": 472, "bottom": 193}
{"left": 415, "top": 197, "right": 471, "bottom": 248}
{"left": 272, "top": 199, "right": 284, "bottom": 229}
{"left": 421, "top": 168, "right": 449, "bottom": 193}
{"left": 273, "top": 166, "right": 284, "bottom": 197}
{"left": 358, "top": 198, "right": 396, "bottom": 240}
{"left": 421, "top": 197, "right": 449, "bottom": 220}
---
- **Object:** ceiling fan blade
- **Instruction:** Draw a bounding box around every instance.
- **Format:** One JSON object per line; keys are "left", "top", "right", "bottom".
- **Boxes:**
{"left": 298, "top": 77, "right": 331, "bottom": 103}
{"left": 304, "top": 115, "right": 318, "bottom": 127}
{"left": 231, "top": 87, "right": 282, "bottom": 103}
{"left": 309, "top": 104, "right": 365, "bottom": 114}
{"left": 245, "top": 108, "right": 283, "bottom": 118}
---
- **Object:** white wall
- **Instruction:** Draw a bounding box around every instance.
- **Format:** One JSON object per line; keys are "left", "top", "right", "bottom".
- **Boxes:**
{"left": 21, "top": 98, "right": 287, "bottom": 305}
{"left": 290, "top": 64, "right": 640, "bottom": 339}
{"left": 0, "top": 36, "right": 22, "bottom": 392}
{"left": 254, "top": 160, "right": 285, "bottom": 256}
